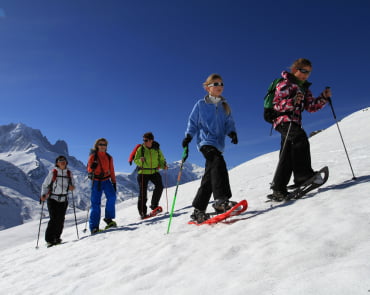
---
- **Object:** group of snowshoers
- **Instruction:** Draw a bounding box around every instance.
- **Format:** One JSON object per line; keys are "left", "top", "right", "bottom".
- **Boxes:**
{"left": 40, "top": 58, "right": 331, "bottom": 247}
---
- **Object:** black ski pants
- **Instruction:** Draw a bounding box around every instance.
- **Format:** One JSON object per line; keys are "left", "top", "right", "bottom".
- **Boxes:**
{"left": 45, "top": 198, "right": 68, "bottom": 243}
{"left": 272, "top": 122, "right": 315, "bottom": 192}
{"left": 192, "top": 145, "right": 232, "bottom": 211}
{"left": 137, "top": 172, "right": 163, "bottom": 216}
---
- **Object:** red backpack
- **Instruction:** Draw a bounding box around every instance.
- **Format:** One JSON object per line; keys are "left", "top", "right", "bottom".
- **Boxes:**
{"left": 128, "top": 144, "right": 142, "bottom": 166}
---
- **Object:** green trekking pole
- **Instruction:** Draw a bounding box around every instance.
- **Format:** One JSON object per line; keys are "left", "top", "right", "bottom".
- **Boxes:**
{"left": 166, "top": 147, "right": 188, "bottom": 234}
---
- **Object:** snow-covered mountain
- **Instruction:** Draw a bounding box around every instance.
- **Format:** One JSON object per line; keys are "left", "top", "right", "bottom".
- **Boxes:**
{"left": 0, "top": 123, "right": 203, "bottom": 230}
{"left": 0, "top": 108, "right": 369, "bottom": 295}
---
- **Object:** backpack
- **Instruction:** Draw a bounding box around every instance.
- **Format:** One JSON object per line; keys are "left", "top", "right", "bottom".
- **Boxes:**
{"left": 128, "top": 144, "right": 142, "bottom": 165}
{"left": 48, "top": 169, "right": 72, "bottom": 193}
{"left": 263, "top": 78, "right": 283, "bottom": 123}
{"left": 128, "top": 141, "right": 161, "bottom": 166}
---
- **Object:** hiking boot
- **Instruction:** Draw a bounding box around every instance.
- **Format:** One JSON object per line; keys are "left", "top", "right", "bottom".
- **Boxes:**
{"left": 103, "top": 218, "right": 117, "bottom": 229}
{"left": 91, "top": 228, "right": 100, "bottom": 235}
{"left": 268, "top": 190, "right": 289, "bottom": 201}
{"left": 190, "top": 209, "right": 210, "bottom": 223}
{"left": 140, "top": 213, "right": 149, "bottom": 220}
{"left": 313, "top": 172, "right": 324, "bottom": 185}
{"left": 212, "top": 199, "right": 238, "bottom": 213}
{"left": 46, "top": 237, "right": 62, "bottom": 247}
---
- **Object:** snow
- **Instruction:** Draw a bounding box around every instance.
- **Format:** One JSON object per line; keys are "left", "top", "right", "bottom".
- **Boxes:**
{"left": 0, "top": 108, "right": 369, "bottom": 294}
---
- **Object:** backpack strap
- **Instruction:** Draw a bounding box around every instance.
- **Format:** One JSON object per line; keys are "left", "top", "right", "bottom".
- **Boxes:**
{"left": 48, "top": 169, "right": 72, "bottom": 195}
{"left": 47, "top": 169, "right": 58, "bottom": 193}
{"left": 67, "top": 169, "right": 72, "bottom": 186}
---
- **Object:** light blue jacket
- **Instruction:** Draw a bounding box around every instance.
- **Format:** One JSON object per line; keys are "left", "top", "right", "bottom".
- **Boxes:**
{"left": 185, "top": 96, "right": 236, "bottom": 152}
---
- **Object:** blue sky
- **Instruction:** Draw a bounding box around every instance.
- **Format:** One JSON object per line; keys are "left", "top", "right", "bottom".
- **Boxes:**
{"left": 1, "top": 0, "right": 369, "bottom": 172}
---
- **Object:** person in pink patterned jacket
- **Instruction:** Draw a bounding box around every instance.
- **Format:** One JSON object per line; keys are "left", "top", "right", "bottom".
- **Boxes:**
{"left": 269, "top": 58, "right": 331, "bottom": 200}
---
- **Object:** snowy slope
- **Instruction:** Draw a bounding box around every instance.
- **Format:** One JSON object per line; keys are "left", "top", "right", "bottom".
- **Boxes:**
{"left": 0, "top": 108, "right": 369, "bottom": 295}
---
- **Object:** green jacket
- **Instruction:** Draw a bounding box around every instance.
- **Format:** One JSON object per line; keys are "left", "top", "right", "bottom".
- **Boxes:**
{"left": 134, "top": 144, "right": 166, "bottom": 175}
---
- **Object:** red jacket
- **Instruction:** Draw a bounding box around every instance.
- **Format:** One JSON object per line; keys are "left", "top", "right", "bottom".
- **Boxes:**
{"left": 273, "top": 71, "right": 327, "bottom": 128}
{"left": 87, "top": 151, "right": 116, "bottom": 183}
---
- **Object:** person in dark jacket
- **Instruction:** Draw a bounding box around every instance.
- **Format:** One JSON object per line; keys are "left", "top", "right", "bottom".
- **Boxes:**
{"left": 40, "top": 155, "right": 75, "bottom": 247}
{"left": 182, "top": 73, "right": 238, "bottom": 223}
{"left": 269, "top": 58, "right": 331, "bottom": 200}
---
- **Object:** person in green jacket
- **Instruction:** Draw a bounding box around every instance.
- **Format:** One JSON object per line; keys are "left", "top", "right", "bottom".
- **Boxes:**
{"left": 134, "top": 132, "right": 167, "bottom": 219}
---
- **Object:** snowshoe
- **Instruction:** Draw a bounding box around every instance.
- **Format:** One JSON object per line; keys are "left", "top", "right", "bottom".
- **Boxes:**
{"left": 287, "top": 166, "right": 329, "bottom": 200}
{"left": 91, "top": 228, "right": 102, "bottom": 235}
{"left": 141, "top": 206, "right": 163, "bottom": 220}
{"left": 103, "top": 218, "right": 117, "bottom": 230}
{"left": 189, "top": 200, "right": 248, "bottom": 225}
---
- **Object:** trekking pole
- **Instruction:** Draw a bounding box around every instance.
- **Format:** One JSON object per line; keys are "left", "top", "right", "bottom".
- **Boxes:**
{"left": 83, "top": 173, "right": 94, "bottom": 233}
{"left": 326, "top": 87, "right": 356, "bottom": 180}
{"left": 140, "top": 164, "right": 145, "bottom": 217}
{"left": 35, "top": 201, "right": 45, "bottom": 249}
{"left": 165, "top": 169, "right": 169, "bottom": 213}
{"left": 70, "top": 191, "right": 80, "bottom": 240}
{"left": 82, "top": 206, "right": 90, "bottom": 233}
{"left": 270, "top": 121, "right": 293, "bottom": 188}
{"left": 166, "top": 147, "right": 188, "bottom": 234}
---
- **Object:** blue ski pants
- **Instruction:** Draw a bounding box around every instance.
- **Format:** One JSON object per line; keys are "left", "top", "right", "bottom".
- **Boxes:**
{"left": 89, "top": 179, "right": 116, "bottom": 232}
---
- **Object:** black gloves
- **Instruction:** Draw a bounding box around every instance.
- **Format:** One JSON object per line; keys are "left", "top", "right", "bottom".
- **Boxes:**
{"left": 90, "top": 162, "right": 98, "bottom": 170}
{"left": 182, "top": 134, "right": 192, "bottom": 148}
{"left": 228, "top": 132, "right": 238, "bottom": 144}
{"left": 112, "top": 183, "right": 117, "bottom": 192}
{"left": 88, "top": 172, "right": 94, "bottom": 180}
{"left": 182, "top": 146, "right": 189, "bottom": 163}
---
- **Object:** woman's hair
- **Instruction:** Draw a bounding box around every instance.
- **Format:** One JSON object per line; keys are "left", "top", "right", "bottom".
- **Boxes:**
{"left": 203, "top": 73, "right": 231, "bottom": 115}
{"left": 290, "top": 58, "right": 312, "bottom": 71}
{"left": 202, "top": 73, "right": 223, "bottom": 89}
{"left": 93, "top": 138, "right": 108, "bottom": 151}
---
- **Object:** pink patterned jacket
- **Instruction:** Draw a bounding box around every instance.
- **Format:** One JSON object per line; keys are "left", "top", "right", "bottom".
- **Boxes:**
{"left": 273, "top": 71, "right": 327, "bottom": 128}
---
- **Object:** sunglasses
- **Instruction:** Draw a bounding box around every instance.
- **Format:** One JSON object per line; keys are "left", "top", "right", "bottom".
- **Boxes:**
{"left": 57, "top": 159, "right": 66, "bottom": 162}
{"left": 143, "top": 139, "right": 151, "bottom": 142}
{"left": 297, "top": 68, "right": 311, "bottom": 74}
{"left": 98, "top": 143, "right": 107, "bottom": 146}
{"left": 207, "top": 82, "right": 224, "bottom": 87}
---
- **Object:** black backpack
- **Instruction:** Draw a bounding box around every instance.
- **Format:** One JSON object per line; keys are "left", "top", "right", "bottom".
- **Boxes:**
{"left": 263, "top": 78, "right": 283, "bottom": 123}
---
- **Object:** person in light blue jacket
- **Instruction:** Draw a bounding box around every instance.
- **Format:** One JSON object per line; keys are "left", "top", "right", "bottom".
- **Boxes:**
{"left": 182, "top": 73, "right": 238, "bottom": 223}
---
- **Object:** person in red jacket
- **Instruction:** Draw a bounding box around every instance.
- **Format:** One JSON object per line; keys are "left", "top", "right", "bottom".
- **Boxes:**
{"left": 269, "top": 58, "right": 331, "bottom": 200}
{"left": 87, "top": 138, "right": 117, "bottom": 233}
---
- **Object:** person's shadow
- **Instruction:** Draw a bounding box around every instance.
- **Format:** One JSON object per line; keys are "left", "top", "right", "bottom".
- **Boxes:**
{"left": 222, "top": 174, "right": 370, "bottom": 224}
